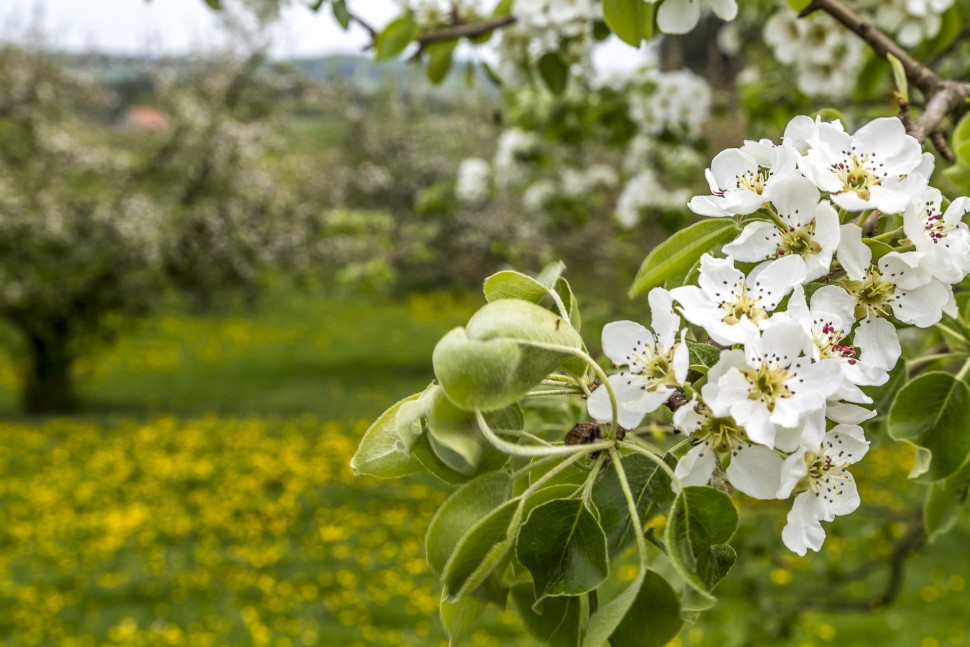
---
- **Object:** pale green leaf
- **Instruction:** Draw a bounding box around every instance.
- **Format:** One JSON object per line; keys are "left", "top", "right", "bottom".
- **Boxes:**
{"left": 629, "top": 219, "right": 740, "bottom": 298}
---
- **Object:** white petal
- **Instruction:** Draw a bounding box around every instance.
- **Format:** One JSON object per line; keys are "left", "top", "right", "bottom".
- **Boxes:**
{"left": 673, "top": 334, "right": 689, "bottom": 384}
{"left": 895, "top": 281, "right": 950, "bottom": 327}
{"left": 722, "top": 221, "right": 780, "bottom": 262}
{"left": 747, "top": 254, "right": 806, "bottom": 311}
{"left": 816, "top": 471, "right": 860, "bottom": 519}
{"left": 835, "top": 223, "right": 871, "bottom": 280}
{"left": 853, "top": 317, "right": 901, "bottom": 371}
{"left": 706, "top": 0, "right": 738, "bottom": 20}
{"left": 824, "top": 424, "right": 869, "bottom": 466}
{"left": 673, "top": 398, "right": 706, "bottom": 434}
{"left": 727, "top": 444, "right": 783, "bottom": 499}
{"left": 601, "top": 321, "right": 653, "bottom": 366}
{"left": 648, "top": 287, "right": 679, "bottom": 350}
{"left": 782, "top": 492, "right": 827, "bottom": 556}
{"left": 825, "top": 401, "right": 876, "bottom": 425}
{"left": 811, "top": 285, "right": 857, "bottom": 326}
{"left": 674, "top": 443, "right": 718, "bottom": 488}
{"left": 657, "top": 0, "right": 701, "bottom": 34}
{"left": 768, "top": 175, "right": 821, "bottom": 226}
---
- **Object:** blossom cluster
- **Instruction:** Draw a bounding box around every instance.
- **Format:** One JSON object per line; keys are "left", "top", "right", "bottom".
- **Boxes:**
{"left": 763, "top": 8, "right": 864, "bottom": 98}
{"left": 589, "top": 115, "right": 970, "bottom": 555}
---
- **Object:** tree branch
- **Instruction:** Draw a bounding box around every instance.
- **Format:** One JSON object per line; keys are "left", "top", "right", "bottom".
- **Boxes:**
{"left": 799, "top": 0, "right": 939, "bottom": 95}
{"left": 416, "top": 15, "right": 517, "bottom": 45}
{"left": 347, "top": 10, "right": 377, "bottom": 39}
{"left": 800, "top": 0, "right": 970, "bottom": 147}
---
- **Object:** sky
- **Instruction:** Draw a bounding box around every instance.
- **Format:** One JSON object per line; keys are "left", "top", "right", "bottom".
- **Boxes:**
{"left": 0, "top": 0, "right": 651, "bottom": 73}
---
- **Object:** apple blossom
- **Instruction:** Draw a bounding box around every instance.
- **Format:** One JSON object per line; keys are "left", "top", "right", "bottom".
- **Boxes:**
{"left": 778, "top": 424, "right": 870, "bottom": 555}
{"left": 587, "top": 288, "right": 688, "bottom": 429}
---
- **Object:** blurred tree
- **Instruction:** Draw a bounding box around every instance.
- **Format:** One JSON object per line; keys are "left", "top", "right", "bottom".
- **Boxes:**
{"left": 0, "top": 46, "right": 319, "bottom": 413}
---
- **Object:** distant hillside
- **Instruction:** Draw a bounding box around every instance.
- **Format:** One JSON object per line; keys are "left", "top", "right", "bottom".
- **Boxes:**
{"left": 62, "top": 51, "right": 495, "bottom": 97}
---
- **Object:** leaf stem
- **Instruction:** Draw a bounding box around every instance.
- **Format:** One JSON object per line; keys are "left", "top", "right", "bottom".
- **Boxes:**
{"left": 515, "top": 341, "right": 619, "bottom": 438}
{"left": 955, "top": 356, "right": 970, "bottom": 381}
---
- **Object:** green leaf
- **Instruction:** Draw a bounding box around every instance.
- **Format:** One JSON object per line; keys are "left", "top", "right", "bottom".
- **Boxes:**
{"left": 481, "top": 61, "right": 503, "bottom": 87}
{"left": 442, "top": 484, "right": 581, "bottom": 601}
{"left": 331, "top": 0, "right": 351, "bottom": 27}
{"left": 510, "top": 584, "right": 581, "bottom": 647}
{"left": 427, "top": 39, "right": 458, "bottom": 84}
{"left": 863, "top": 238, "right": 895, "bottom": 263}
{"left": 925, "top": 4, "right": 962, "bottom": 56}
{"left": 483, "top": 271, "right": 550, "bottom": 303}
{"left": 440, "top": 593, "right": 486, "bottom": 647}
{"left": 787, "top": 0, "right": 811, "bottom": 10}
{"left": 591, "top": 453, "right": 675, "bottom": 559}
{"left": 516, "top": 499, "right": 609, "bottom": 605}
{"left": 687, "top": 342, "right": 721, "bottom": 374}
{"left": 443, "top": 499, "right": 520, "bottom": 599}
{"left": 433, "top": 300, "right": 586, "bottom": 411}
{"left": 427, "top": 390, "right": 522, "bottom": 475}
{"left": 555, "top": 277, "right": 582, "bottom": 332}
{"left": 608, "top": 571, "right": 683, "bottom": 647}
{"left": 538, "top": 53, "right": 569, "bottom": 95}
{"left": 536, "top": 261, "right": 567, "bottom": 289}
{"left": 665, "top": 486, "right": 739, "bottom": 608}
{"left": 924, "top": 461, "right": 970, "bottom": 543}
{"left": 602, "top": 0, "right": 655, "bottom": 46}
{"left": 411, "top": 430, "right": 512, "bottom": 485}
{"left": 493, "top": 0, "right": 514, "bottom": 16}
{"left": 426, "top": 472, "right": 514, "bottom": 577}
{"left": 888, "top": 372, "right": 970, "bottom": 482}
{"left": 582, "top": 548, "right": 645, "bottom": 646}
{"left": 350, "top": 393, "right": 426, "bottom": 478}
{"left": 204, "top": 0, "right": 222, "bottom": 9}
{"left": 953, "top": 113, "right": 970, "bottom": 166}
{"left": 376, "top": 17, "right": 420, "bottom": 60}
{"left": 629, "top": 219, "right": 740, "bottom": 298}
{"left": 886, "top": 53, "right": 908, "bottom": 103}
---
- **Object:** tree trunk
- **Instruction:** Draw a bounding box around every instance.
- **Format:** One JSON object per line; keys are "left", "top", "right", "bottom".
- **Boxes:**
{"left": 22, "top": 319, "right": 77, "bottom": 415}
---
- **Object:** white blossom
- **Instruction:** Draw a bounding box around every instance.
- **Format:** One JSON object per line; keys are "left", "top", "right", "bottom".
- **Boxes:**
{"left": 656, "top": 0, "right": 738, "bottom": 35}
{"left": 903, "top": 188, "right": 970, "bottom": 284}
{"left": 671, "top": 253, "right": 807, "bottom": 346}
{"left": 688, "top": 139, "right": 798, "bottom": 218}
{"left": 455, "top": 157, "right": 491, "bottom": 203}
{"left": 791, "top": 117, "right": 932, "bottom": 214}
{"left": 837, "top": 223, "right": 951, "bottom": 328}
{"left": 778, "top": 424, "right": 869, "bottom": 555}
{"left": 702, "top": 322, "right": 842, "bottom": 448}
{"left": 721, "top": 175, "right": 840, "bottom": 281}
{"left": 587, "top": 288, "right": 688, "bottom": 429}
{"left": 673, "top": 398, "right": 784, "bottom": 499}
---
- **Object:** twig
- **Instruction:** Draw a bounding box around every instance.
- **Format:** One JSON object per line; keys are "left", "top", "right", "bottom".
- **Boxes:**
{"left": 799, "top": 0, "right": 939, "bottom": 95}
{"left": 416, "top": 16, "right": 517, "bottom": 45}
{"left": 347, "top": 10, "right": 377, "bottom": 39}
{"left": 800, "top": 0, "right": 970, "bottom": 144}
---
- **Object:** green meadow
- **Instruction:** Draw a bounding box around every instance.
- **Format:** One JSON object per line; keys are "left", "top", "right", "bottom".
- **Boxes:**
{"left": 0, "top": 289, "right": 966, "bottom": 646}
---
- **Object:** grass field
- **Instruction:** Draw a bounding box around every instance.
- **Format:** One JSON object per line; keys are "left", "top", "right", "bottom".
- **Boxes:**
{"left": 0, "top": 289, "right": 967, "bottom": 646}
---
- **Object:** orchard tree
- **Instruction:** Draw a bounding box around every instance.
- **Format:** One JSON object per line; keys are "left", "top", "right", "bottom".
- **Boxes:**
{"left": 0, "top": 46, "right": 322, "bottom": 413}
{"left": 211, "top": 0, "right": 970, "bottom": 643}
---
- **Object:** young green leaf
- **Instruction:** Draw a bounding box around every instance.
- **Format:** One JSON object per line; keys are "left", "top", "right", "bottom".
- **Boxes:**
{"left": 411, "top": 431, "right": 512, "bottom": 485}
{"left": 331, "top": 0, "right": 351, "bottom": 28}
{"left": 350, "top": 393, "right": 426, "bottom": 478}
{"left": 426, "top": 471, "right": 514, "bottom": 577}
{"left": 376, "top": 17, "right": 420, "bottom": 60}
{"left": 427, "top": 391, "right": 522, "bottom": 475}
{"left": 440, "top": 593, "right": 486, "bottom": 647}
{"left": 887, "top": 372, "right": 970, "bottom": 483}
{"left": 687, "top": 342, "right": 721, "bottom": 374}
{"left": 483, "top": 271, "right": 550, "bottom": 303}
{"left": 443, "top": 499, "right": 521, "bottom": 599}
{"left": 629, "top": 219, "right": 740, "bottom": 298}
{"left": 427, "top": 40, "right": 458, "bottom": 84}
{"left": 602, "top": 0, "right": 655, "bottom": 46}
{"left": 665, "top": 486, "right": 739, "bottom": 607}
{"left": 433, "top": 300, "right": 585, "bottom": 411}
{"left": 538, "top": 53, "right": 569, "bottom": 95}
{"left": 516, "top": 499, "right": 610, "bottom": 605}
